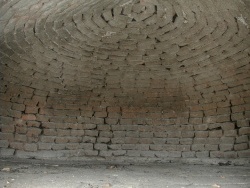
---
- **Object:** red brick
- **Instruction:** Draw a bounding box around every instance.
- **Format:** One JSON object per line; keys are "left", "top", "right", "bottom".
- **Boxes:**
{"left": 22, "top": 114, "right": 36, "bottom": 121}
{"left": 26, "top": 121, "right": 40, "bottom": 128}
{"left": 25, "top": 106, "right": 39, "bottom": 114}
{"left": 26, "top": 128, "right": 42, "bottom": 137}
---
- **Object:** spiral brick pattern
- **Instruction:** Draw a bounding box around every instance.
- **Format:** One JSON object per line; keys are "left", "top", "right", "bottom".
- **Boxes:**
{"left": 0, "top": 0, "right": 249, "bottom": 161}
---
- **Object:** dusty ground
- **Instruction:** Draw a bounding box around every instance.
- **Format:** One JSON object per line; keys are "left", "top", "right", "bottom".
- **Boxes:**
{"left": 0, "top": 159, "right": 249, "bottom": 188}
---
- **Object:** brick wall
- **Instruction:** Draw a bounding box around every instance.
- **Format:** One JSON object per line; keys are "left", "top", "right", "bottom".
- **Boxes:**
{"left": 0, "top": 0, "right": 249, "bottom": 161}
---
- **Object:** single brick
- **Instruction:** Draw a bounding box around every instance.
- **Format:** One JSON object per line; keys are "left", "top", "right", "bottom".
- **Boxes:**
{"left": 168, "top": 151, "right": 182, "bottom": 158}
{"left": 26, "top": 121, "right": 40, "bottom": 127}
{"left": 0, "top": 148, "right": 15, "bottom": 156}
{"left": 196, "top": 151, "right": 209, "bottom": 158}
{"left": 237, "top": 150, "right": 250, "bottom": 158}
{"left": 97, "top": 137, "right": 111, "bottom": 143}
{"left": 194, "top": 124, "right": 208, "bottom": 131}
{"left": 108, "top": 144, "right": 122, "bottom": 150}
{"left": 83, "top": 124, "right": 96, "bottom": 129}
{"left": 38, "top": 142, "right": 52, "bottom": 150}
{"left": 191, "top": 144, "right": 205, "bottom": 151}
{"left": 152, "top": 138, "right": 166, "bottom": 144}
{"left": 236, "top": 136, "right": 249, "bottom": 144}
{"left": 85, "top": 130, "right": 98, "bottom": 137}
{"left": 195, "top": 131, "right": 208, "bottom": 138}
{"left": 94, "top": 143, "right": 107, "bottom": 150}
{"left": 26, "top": 128, "right": 42, "bottom": 137}
{"left": 168, "top": 131, "right": 181, "bottom": 138}
{"left": 113, "top": 131, "right": 126, "bottom": 137}
{"left": 239, "top": 127, "right": 250, "bottom": 136}
{"left": 221, "top": 123, "right": 235, "bottom": 130}
{"left": 193, "top": 138, "right": 207, "bottom": 144}
{"left": 219, "top": 144, "right": 233, "bottom": 151}
{"left": 84, "top": 150, "right": 98, "bottom": 156}
{"left": 126, "top": 150, "right": 140, "bottom": 157}
{"left": 55, "top": 137, "right": 68, "bottom": 144}
{"left": 182, "top": 151, "right": 196, "bottom": 158}
{"left": 139, "top": 138, "right": 152, "bottom": 144}
{"left": 126, "top": 131, "right": 139, "bottom": 137}
{"left": 220, "top": 137, "right": 235, "bottom": 144}
{"left": 52, "top": 144, "right": 66, "bottom": 150}
{"left": 97, "top": 125, "right": 111, "bottom": 131}
{"left": 237, "top": 120, "right": 249, "bottom": 127}
{"left": 40, "top": 136, "right": 55, "bottom": 143}
{"left": 209, "top": 130, "right": 223, "bottom": 138}
{"left": 149, "top": 144, "right": 163, "bottom": 151}
{"left": 22, "top": 114, "right": 36, "bottom": 121}
{"left": 224, "top": 130, "right": 237, "bottom": 137}
{"left": 0, "top": 140, "right": 9, "bottom": 148}
{"left": 10, "top": 142, "right": 24, "bottom": 150}
{"left": 71, "top": 130, "right": 85, "bottom": 136}
{"left": 113, "top": 150, "right": 126, "bottom": 156}
{"left": 205, "top": 144, "right": 218, "bottom": 151}
{"left": 163, "top": 144, "right": 177, "bottom": 151}
{"left": 122, "top": 144, "right": 136, "bottom": 150}
{"left": 66, "top": 143, "right": 80, "bottom": 150}
{"left": 99, "top": 150, "right": 113, "bottom": 157}
{"left": 135, "top": 144, "right": 149, "bottom": 151}
{"left": 111, "top": 125, "right": 125, "bottom": 131}
{"left": 1, "top": 125, "right": 15, "bottom": 133}
{"left": 176, "top": 145, "right": 190, "bottom": 151}
{"left": 57, "top": 129, "right": 71, "bottom": 136}
{"left": 125, "top": 137, "right": 139, "bottom": 144}
{"left": 181, "top": 131, "right": 194, "bottom": 138}
{"left": 234, "top": 143, "right": 248, "bottom": 151}
{"left": 166, "top": 138, "right": 179, "bottom": 144}
{"left": 82, "top": 136, "right": 96, "bottom": 143}
{"left": 99, "top": 131, "right": 113, "bottom": 138}
{"left": 224, "top": 151, "right": 237, "bottom": 158}
{"left": 210, "top": 151, "right": 224, "bottom": 158}
{"left": 24, "top": 143, "right": 37, "bottom": 151}
{"left": 80, "top": 143, "right": 93, "bottom": 150}
{"left": 15, "top": 134, "right": 27, "bottom": 142}
{"left": 140, "top": 151, "right": 156, "bottom": 158}
{"left": 154, "top": 132, "right": 167, "bottom": 138}
{"left": 180, "top": 138, "right": 193, "bottom": 145}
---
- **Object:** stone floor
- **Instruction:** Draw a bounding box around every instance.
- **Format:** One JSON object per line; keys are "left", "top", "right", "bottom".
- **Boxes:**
{"left": 0, "top": 159, "right": 249, "bottom": 188}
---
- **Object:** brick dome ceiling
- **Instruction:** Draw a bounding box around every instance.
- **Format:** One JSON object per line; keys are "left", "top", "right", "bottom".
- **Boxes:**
{"left": 1, "top": 0, "right": 249, "bottom": 94}
{"left": 0, "top": 0, "right": 250, "bottom": 161}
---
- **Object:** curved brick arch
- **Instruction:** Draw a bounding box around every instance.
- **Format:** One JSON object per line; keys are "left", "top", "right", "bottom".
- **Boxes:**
{"left": 0, "top": 0, "right": 249, "bottom": 162}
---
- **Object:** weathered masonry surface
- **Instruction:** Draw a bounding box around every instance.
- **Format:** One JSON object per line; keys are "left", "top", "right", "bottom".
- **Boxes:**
{"left": 0, "top": 0, "right": 249, "bottom": 162}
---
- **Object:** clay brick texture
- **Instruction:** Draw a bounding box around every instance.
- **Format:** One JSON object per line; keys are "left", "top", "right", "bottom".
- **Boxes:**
{"left": 0, "top": 0, "right": 249, "bottom": 161}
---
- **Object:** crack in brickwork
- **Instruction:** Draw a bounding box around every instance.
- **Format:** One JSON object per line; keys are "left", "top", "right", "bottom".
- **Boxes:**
{"left": 0, "top": 0, "right": 249, "bottom": 161}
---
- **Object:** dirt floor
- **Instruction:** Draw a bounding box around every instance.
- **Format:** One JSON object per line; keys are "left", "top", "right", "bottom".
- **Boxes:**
{"left": 0, "top": 159, "right": 249, "bottom": 188}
